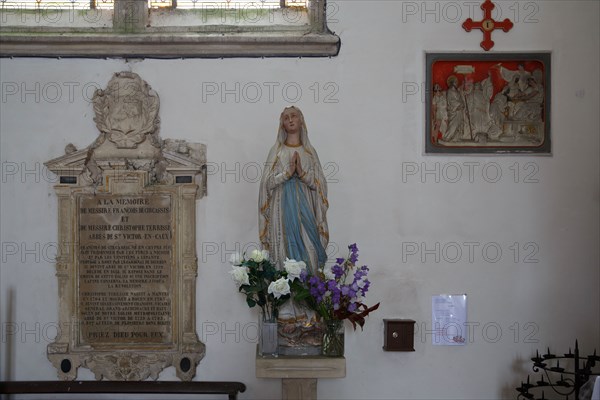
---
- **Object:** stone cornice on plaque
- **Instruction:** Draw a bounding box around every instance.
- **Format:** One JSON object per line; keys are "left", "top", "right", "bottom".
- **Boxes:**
{"left": 45, "top": 71, "right": 206, "bottom": 381}
{"left": 46, "top": 142, "right": 206, "bottom": 197}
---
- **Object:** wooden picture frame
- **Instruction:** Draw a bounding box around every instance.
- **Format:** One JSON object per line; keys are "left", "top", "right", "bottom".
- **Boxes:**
{"left": 426, "top": 52, "right": 551, "bottom": 154}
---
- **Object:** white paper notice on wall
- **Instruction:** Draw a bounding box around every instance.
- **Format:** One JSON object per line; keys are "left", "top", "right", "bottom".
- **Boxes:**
{"left": 432, "top": 294, "right": 467, "bottom": 346}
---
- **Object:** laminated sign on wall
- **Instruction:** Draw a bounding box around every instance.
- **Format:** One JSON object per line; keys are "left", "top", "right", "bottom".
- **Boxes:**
{"left": 432, "top": 294, "right": 467, "bottom": 346}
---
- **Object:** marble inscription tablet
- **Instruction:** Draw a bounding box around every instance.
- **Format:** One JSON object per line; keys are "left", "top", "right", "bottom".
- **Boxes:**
{"left": 78, "top": 194, "right": 174, "bottom": 346}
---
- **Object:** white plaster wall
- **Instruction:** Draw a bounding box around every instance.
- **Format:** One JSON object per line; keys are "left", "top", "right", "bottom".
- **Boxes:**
{"left": 1, "top": 1, "right": 599, "bottom": 398}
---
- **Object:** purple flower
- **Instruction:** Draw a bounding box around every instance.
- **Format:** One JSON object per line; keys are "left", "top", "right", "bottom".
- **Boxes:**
{"left": 332, "top": 265, "right": 344, "bottom": 279}
{"left": 342, "top": 284, "right": 357, "bottom": 298}
{"left": 348, "top": 243, "right": 359, "bottom": 264}
{"left": 298, "top": 243, "right": 376, "bottom": 322}
{"left": 359, "top": 279, "right": 371, "bottom": 293}
{"left": 332, "top": 288, "right": 341, "bottom": 305}
{"left": 300, "top": 269, "right": 308, "bottom": 282}
{"left": 317, "top": 282, "right": 326, "bottom": 294}
{"left": 327, "top": 280, "right": 337, "bottom": 291}
{"left": 310, "top": 286, "right": 320, "bottom": 297}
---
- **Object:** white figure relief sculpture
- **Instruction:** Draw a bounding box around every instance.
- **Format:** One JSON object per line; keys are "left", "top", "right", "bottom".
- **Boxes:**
{"left": 435, "top": 63, "right": 545, "bottom": 147}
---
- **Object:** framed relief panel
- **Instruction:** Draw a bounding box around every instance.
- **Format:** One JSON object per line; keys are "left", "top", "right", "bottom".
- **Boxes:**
{"left": 426, "top": 53, "right": 551, "bottom": 154}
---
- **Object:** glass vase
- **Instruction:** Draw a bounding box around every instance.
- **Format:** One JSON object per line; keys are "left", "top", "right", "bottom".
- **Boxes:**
{"left": 322, "top": 319, "right": 344, "bottom": 357}
{"left": 259, "top": 312, "right": 278, "bottom": 357}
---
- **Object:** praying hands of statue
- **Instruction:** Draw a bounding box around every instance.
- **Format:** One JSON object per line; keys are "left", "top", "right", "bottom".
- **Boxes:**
{"left": 288, "top": 152, "right": 304, "bottom": 178}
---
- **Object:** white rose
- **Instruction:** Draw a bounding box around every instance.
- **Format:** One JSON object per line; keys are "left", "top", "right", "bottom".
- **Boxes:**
{"left": 284, "top": 258, "right": 306, "bottom": 281}
{"left": 229, "top": 252, "right": 243, "bottom": 266}
{"left": 249, "top": 249, "right": 265, "bottom": 263}
{"left": 268, "top": 277, "right": 291, "bottom": 299}
{"left": 261, "top": 250, "right": 270, "bottom": 261}
{"left": 229, "top": 266, "right": 249, "bottom": 288}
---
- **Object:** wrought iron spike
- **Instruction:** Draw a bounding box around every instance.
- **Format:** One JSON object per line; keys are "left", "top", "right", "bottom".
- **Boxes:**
{"left": 565, "top": 347, "right": 574, "bottom": 358}
{"left": 543, "top": 347, "right": 555, "bottom": 359}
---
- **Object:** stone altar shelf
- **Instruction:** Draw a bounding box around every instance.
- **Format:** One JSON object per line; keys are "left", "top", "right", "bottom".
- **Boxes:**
{"left": 256, "top": 348, "right": 346, "bottom": 400}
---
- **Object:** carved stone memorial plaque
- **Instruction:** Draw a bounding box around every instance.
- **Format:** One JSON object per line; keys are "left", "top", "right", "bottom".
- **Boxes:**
{"left": 45, "top": 72, "right": 206, "bottom": 381}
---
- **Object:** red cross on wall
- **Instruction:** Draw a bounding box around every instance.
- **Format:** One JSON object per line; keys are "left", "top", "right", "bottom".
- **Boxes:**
{"left": 462, "top": 0, "right": 514, "bottom": 51}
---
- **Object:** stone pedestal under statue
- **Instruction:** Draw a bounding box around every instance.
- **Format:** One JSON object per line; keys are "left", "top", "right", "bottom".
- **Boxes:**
{"left": 256, "top": 350, "right": 345, "bottom": 400}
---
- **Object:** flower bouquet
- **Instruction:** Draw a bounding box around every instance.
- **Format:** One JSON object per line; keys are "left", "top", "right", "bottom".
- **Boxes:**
{"left": 292, "top": 243, "right": 380, "bottom": 356}
{"left": 228, "top": 249, "right": 291, "bottom": 355}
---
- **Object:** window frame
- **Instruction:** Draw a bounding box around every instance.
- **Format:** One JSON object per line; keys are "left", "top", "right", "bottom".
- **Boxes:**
{"left": 0, "top": 0, "right": 340, "bottom": 58}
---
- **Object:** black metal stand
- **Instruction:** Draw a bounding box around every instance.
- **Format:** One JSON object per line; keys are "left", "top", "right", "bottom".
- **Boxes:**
{"left": 516, "top": 341, "right": 599, "bottom": 399}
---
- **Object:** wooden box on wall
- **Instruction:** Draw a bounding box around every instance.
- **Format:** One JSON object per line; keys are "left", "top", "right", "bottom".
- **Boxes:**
{"left": 383, "top": 319, "right": 415, "bottom": 352}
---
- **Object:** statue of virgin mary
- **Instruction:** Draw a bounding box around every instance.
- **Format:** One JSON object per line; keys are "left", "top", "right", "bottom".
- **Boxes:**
{"left": 258, "top": 106, "right": 329, "bottom": 354}
{"left": 258, "top": 106, "right": 329, "bottom": 274}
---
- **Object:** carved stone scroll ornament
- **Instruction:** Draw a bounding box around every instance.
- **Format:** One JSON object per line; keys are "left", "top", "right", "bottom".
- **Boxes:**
{"left": 93, "top": 71, "right": 160, "bottom": 149}
{"left": 45, "top": 72, "right": 206, "bottom": 381}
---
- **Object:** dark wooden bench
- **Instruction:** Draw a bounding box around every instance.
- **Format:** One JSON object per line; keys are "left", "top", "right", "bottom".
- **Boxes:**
{"left": 0, "top": 381, "right": 246, "bottom": 400}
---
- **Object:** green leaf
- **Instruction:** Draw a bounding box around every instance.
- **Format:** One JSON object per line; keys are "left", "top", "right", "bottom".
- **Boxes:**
{"left": 246, "top": 298, "right": 256, "bottom": 308}
{"left": 294, "top": 291, "right": 310, "bottom": 301}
